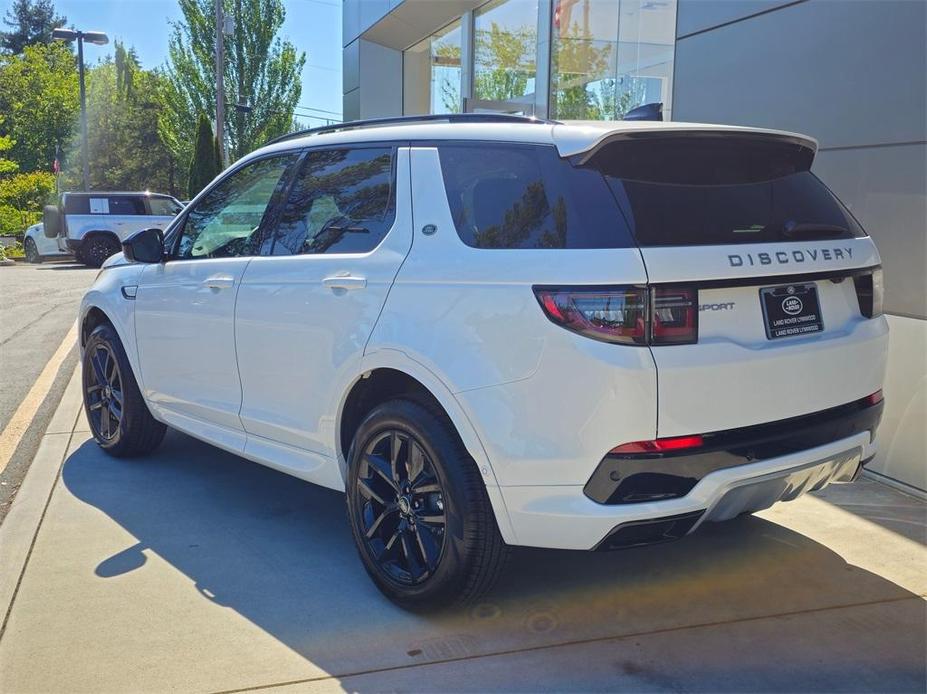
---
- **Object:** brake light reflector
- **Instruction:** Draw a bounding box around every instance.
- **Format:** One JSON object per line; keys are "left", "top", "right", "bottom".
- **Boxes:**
{"left": 610, "top": 435, "right": 705, "bottom": 455}
{"left": 651, "top": 286, "right": 698, "bottom": 345}
{"left": 864, "top": 389, "right": 884, "bottom": 406}
{"left": 533, "top": 286, "right": 648, "bottom": 345}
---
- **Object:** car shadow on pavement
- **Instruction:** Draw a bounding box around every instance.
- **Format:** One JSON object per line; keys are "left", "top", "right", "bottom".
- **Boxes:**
{"left": 61, "top": 430, "right": 926, "bottom": 683}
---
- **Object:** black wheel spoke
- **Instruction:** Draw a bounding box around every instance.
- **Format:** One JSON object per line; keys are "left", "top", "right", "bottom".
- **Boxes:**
{"left": 365, "top": 453, "right": 399, "bottom": 493}
{"left": 414, "top": 523, "right": 440, "bottom": 570}
{"left": 407, "top": 441, "right": 425, "bottom": 487}
{"left": 90, "top": 351, "right": 107, "bottom": 384}
{"left": 417, "top": 512, "right": 445, "bottom": 525}
{"left": 365, "top": 504, "right": 397, "bottom": 539}
{"left": 389, "top": 431, "right": 404, "bottom": 484}
{"left": 111, "top": 388, "right": 123, "bottom": 405}
{"left": 400, "top": 529, "right": 424, "bottom": 580}
{"left": 357, "top": 477, "right": 388, "bottom": 505}
{"left": 411, "top": 479, "right": 440, "bottom": 495}
{"left": 89, "top": 401, "right": 104, "bottom": 411}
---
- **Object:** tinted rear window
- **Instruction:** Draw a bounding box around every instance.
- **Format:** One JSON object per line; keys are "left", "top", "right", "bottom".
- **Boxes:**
{"left": 438, "top": 144, "right": 633, "bottom": 249}
{"left": 585, "top": 137, "right": 865, "bottom": 247}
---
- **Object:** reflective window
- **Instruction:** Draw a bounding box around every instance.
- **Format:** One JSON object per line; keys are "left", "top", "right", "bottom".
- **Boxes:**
{"left": 148, "top": 196, "right": 183, "bottom": 217}
{"left": 175, "top": 155, "right": 295, "bottom": 259}
{"left": 473, "top": 0, "right": 538, "bottom": 106}
{"left": 403, "top": 20, "right": 462, "bottom": 115}
{"left": 268, "top": 147, "right": 395, "bottom": 255}
{"left": 551, "top": 0, "right": 677, "bottom": 120}
{"left": 438, "top": 143, "right": 633, "bottom": 249}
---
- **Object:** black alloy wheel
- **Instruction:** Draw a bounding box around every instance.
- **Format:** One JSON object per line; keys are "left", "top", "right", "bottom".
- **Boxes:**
{"left": 85, "top": 342, "right": 124, "bottom": 442}
{"left": 23, "top": 237, "right": 40, "bottom": 263}
{"left": 82, "top": 323, "right": 166, "bottom": 457}
{"left": 83, "top": 235, "right": 121, "bottom": 267}
{"left": 355, "top": 429, "right": 447, "bottom": 585}
{"left": 346, "top": 399, "right": 508, "bottom": 610}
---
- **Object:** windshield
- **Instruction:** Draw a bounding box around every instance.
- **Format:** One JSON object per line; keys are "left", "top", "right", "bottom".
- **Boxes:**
{"left": 148, "top": 197, "right": 184, "bottom": 217}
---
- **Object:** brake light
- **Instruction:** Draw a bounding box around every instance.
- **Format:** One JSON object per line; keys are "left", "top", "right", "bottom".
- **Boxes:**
{"left": 534, "top": 285, "right": 697, "bottom": 346}
{"left": 853, "top": 268, "right": 883, "bottom": 318}
{"left": 651, "top": 286, "right": 698, "bottom": 345}
{"left": 534, "top": 286, "right": 648, "bottom": 345}
{"left": 610, "top": 435, "right": 705, "bottom": 455}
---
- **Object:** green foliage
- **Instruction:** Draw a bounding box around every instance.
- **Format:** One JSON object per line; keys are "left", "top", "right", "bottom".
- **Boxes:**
{"left": 1, "top": 0, "right": 66, "bottom": 55}
{"left": 0, "top": 42, "right": 78, "bottom": 174}
{"left": 473, "top": 21, "right": 536, "bottom": 104}
{"left": 59, "top": 44, "right": 179, "bottom": 195}
{"left": 0, "top": 240, "right": 25, "bottom": 257}
{"left": 0, "top": 118, "right": 19, "bottom": 176}
{"left": 0, "top": 169, "right": 55, "bottom": 234}
{"left": 161, "top": 0, "right": 306, "bottom": 178}
{"left": 187, "top": 113, "right": 221, "bottom": 198}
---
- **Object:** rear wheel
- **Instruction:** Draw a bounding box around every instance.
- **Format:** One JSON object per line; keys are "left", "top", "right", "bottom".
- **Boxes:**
{"left": 83, "top": 324, "right": 166, "bottom": 457}
{"left": 346, "top": 399, "right": 507, "bottom": 611}
{"left": 23, "top": 237, "right": 41, "bottom": 263}
{"left": 82, "top": 235, "right": 121, "bottom": 267}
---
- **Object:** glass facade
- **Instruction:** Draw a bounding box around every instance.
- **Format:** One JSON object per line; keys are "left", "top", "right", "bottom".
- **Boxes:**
{"left": 401, "top": 0, "right": 677, "bottom": 120}
{"left": 402, "top": 19, "right": 463, "bottom": 115}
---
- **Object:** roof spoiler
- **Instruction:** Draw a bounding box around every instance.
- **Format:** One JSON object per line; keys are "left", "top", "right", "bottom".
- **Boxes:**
{"left": 623, "top": 103, "right": 663, "bottom": 122}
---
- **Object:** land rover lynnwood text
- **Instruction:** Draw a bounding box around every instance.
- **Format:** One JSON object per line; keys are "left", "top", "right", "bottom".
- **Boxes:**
{"left": 75, "top": 115, "right": 888, "bottom": 610}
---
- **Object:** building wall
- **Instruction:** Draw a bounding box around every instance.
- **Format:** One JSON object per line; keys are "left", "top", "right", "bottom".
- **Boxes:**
{"left": 672, "top": 0, "right": 926, "bottom": 492}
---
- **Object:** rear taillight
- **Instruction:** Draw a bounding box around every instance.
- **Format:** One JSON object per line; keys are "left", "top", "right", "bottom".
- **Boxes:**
{"left": 853, "top": 268, "right": 883, "bottom": 318}
{"left": 609, "top": 435, "right": 705, "bottom": 455}
{"left": 651, "top": 286, "right": 698, "bottom": 345}
{"left": 864, "top": 389, "right": 884, "bottom": 406}
{"left": 533, "top": 285, "right": 697, "bottom": 346}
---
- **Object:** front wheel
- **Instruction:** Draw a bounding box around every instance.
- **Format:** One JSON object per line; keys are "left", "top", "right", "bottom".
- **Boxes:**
{"left": 346, "top": 399, "right": 508, "bottom": 611}
{"left": 83, "top": 323, "right": 166, "bottom": 457}
{"left": 23, "top": 237, "right": 41, "bottom": 263}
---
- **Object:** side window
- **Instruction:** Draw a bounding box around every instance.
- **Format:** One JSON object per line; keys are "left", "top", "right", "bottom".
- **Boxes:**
{"left": 437, "top": 143, "right": 633, "bottom": 249}
{"left": 267, "top": 147, "right": 395, "bottom": 255}
{"left": 148, "top": 196, "right": 183, "bottom": 217}
{"left": 108, "top": 196, "right": 145, "bottom": 215}
{"left": 175, "top": 155, "right": 296, "bottom": 260}
{"left": 64, "top": 195, "right": 90, "bottom": 214}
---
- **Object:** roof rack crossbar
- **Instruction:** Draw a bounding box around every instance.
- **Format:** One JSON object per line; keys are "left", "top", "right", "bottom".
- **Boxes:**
{"left": 264, "top": 113, "right": 557, "bottom": 147}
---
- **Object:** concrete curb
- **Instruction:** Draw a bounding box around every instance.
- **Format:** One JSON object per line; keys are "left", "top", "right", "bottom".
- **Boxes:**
{"left": 0, "top": 366, "right": 83, "bottom": 635}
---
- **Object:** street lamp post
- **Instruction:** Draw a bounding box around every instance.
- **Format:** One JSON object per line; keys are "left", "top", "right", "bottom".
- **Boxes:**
{"left": 52, "top": 27, "right": 109, "bottom": 191}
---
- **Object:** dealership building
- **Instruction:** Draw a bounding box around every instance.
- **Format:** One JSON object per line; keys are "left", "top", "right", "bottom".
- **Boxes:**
{"left": 341, "top": 0, "right": 926, "bottom": 494}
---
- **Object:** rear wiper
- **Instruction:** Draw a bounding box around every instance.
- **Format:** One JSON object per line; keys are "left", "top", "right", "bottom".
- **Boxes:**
{"left": 783, "top": 221, "right": 848, "bottom": 238}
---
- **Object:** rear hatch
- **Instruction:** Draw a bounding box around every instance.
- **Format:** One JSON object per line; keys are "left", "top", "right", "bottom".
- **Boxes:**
{"left": 581, "top": 132, "right": 888, "bottom": 436}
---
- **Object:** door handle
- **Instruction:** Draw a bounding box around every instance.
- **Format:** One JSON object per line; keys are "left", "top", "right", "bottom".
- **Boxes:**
{"left": 322, "top": 275, "right": 367, "bottom": 290}
{"left": 202, "top": 275, "right": 235, "bottom": 289}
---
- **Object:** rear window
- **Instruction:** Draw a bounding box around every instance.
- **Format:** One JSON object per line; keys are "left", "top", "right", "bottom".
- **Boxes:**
{"left": 438, "top": 144, "right": 633, "bottom": 249}
{"left": 585, "top": 137, "right": 866, "bottom": 247}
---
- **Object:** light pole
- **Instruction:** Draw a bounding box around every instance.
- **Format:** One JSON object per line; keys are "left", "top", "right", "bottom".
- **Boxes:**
{"left": 52, "top": 27, "right": 109, "bottom": 191}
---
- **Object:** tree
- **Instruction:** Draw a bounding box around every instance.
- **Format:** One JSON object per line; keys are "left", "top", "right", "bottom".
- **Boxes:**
{"left": 0, "top": 42, "right": 78, "bottom": 174}
{"left": 1, "top": 0, "right": 66, "bottom": 55}
{"left": 161, "top": 0, "right": 305, "bottom": 182}
{"left": 187, "top": 113, "right": 221, "bottom": 197}
{"left": 0, "top": 170, "right": 55, "bottom": 234}
{"left": 59, "top": 42, "right": 177, "bottom": 194}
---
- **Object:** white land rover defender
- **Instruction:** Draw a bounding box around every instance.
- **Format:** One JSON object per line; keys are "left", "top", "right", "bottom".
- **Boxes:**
{"left": 44, "top": 191, "right": 183, "bottom": 267}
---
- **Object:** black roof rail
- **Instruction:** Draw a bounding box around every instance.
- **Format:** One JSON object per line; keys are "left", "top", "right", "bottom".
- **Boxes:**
{"left": 263, "top": 113, "right": 557, "bottom": 147}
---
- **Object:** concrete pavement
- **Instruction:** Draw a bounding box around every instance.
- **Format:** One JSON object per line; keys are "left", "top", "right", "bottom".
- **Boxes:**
{"left": 0, "top": 367, "right": 924, "bottom": 693}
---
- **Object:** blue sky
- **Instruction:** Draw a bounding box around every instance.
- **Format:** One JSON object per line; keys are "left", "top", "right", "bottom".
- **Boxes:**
{"left": 55, "top": 0, "right": 343, "bottom": 126}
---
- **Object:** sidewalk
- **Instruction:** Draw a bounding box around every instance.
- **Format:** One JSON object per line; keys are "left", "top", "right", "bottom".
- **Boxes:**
{"left": 1, "top": 366, "right": 925, "bottom": 693}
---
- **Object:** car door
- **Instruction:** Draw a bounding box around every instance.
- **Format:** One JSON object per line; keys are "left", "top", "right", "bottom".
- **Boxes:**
{"left": 134, "top": 153, "right": 298, "bottom": 451}
{"left": 235, "top": 145, "right": 412, "bottom": 486}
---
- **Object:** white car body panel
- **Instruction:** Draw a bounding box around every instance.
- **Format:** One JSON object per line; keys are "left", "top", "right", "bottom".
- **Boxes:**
{"left": 24, "top": 223, "right": 68, "bottom": 258}
{"left": 62, "top": 212, "right": 176, "bottom": 247}
{"left": 76, "top": 119, "right": 889, "bottom": 553}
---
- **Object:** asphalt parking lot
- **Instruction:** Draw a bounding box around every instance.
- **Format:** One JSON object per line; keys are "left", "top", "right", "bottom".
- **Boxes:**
{"left": 0, "top": 261, "right": 98, "bottom": 521}
{"left": 0, "top": 367, "right": 924, "bottom": 693}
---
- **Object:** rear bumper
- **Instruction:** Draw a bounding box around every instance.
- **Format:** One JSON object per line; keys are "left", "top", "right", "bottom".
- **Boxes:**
{"left": 499, "top": 430, "right": 875, "bottom": 550}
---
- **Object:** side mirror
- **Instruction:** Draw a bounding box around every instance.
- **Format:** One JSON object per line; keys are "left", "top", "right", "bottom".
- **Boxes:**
{"left": 43, "top": 204, "right": 62, "bottom": 238}
{"left": 122, "top": 227, "right": 164, "bottom": 264}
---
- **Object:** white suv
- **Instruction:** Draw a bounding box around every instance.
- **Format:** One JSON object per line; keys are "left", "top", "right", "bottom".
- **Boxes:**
{"left": 77, "top": 115, "right": 888, "bottom": 609}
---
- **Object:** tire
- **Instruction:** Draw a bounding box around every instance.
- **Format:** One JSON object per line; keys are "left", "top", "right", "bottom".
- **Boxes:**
{"left": 81, "top": 234, "right": 121, "bottom": 267}
{"left": 346, "top": 398, "right": 508, "bottom": 611}
{"left": 83, "top": 323, "right": 166, "bottom": 457}
{"left": 23, "top": 237, "right": 41, "bottom": 263}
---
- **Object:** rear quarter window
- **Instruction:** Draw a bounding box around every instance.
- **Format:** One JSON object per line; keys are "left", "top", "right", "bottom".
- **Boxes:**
{"left": 438, "top": 143, "right": 633, "bottom": 249}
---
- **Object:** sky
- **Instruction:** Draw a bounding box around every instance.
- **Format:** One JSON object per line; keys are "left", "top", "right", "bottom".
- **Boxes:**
{"left": 54, "top": 0, "right": 343, "bottom": 126}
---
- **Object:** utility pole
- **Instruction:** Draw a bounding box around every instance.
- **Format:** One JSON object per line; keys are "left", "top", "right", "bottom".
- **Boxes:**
{"left": 215, "top": 0, "right": 226, "bottom": 166}
{"left": 52, "top": 28, "right": 108, "bottom": 191}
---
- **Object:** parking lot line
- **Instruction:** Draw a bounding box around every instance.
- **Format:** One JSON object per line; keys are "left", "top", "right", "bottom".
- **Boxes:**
{"left": 0, "top": 321, "right": 77, "bottom": 474}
